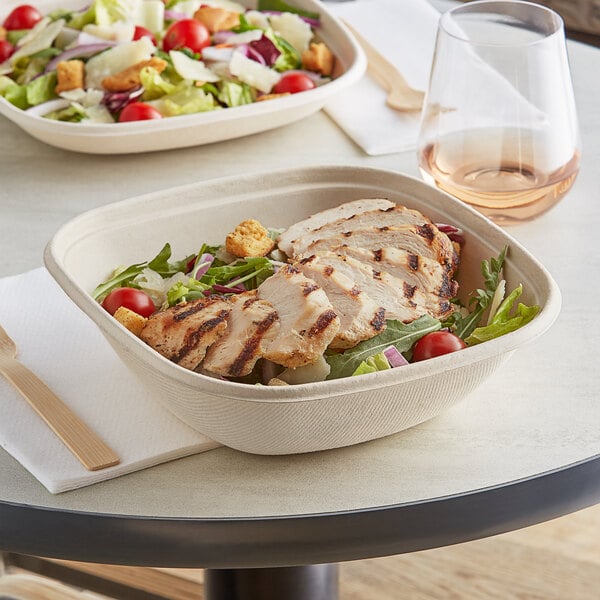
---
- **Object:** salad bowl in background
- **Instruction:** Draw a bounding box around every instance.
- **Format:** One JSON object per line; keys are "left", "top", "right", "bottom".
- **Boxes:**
{"left": 0, "top": 0, "right": 366, "bottom": 154}
{"left": 44, "top": 166, "right": 561, "bottom": 455}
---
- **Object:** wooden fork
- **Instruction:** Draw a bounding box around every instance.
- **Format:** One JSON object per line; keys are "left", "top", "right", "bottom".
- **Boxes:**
{"left": 344, "top": 21, "right": 425, "bottom": 112}
{"left": 0, "top": 323, "right": 120, "bottom": 471}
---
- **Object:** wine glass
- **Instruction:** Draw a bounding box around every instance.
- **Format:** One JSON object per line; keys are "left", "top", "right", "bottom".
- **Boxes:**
{"left": 417, "top": 0, "right": 581, "bottom": 225}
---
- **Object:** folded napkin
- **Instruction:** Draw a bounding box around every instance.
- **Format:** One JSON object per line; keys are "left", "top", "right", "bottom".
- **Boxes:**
{"left": 324, "top": 0, "right": 440, "bottom": 155}
{"left": 0, "top": 268, "right": 220, "bottom": 494}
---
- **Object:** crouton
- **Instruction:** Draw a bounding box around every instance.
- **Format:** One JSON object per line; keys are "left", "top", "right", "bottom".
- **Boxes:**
{"left": 101, "top": 57, "right": 167, "bottom": 93}
{"left": 256, "top": 92, "right": 291, "bottom": 102}
{"left": 0, "top": 26, "right": 7, "bottom": 42}
{"left": 301, "top": 42, "right": 334, "bottom": 76}
{"left": 55, "top": 60, "right": 85, "bottom": 94}
{"left": 113, "top": 306, "right": 148, "bottom": 337}
{"left": 225, "top": 219, "right": 276, "bottom": 258}
{"left": 193, "top": 6, "right": 241, "bottom": 33}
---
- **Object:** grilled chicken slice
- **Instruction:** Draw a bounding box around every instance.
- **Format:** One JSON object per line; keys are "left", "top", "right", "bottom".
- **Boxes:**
{"left": 203, "top": 291, "right": 280, "bottom": 377}
{"left": 305, "top": 223, "right": 459, "bottom": 275}
{"left": 140, "top": 296, "right": 231, "bottom": 370}
{"left": 277, "top": 198, "right": 395, "bottom": 257}
{"left": 257, "top": 265, "right": 340, "bottom": 368}
{"left": 286, "top": 204, "right": 432, "bottom": 257}
{"left": 310, "top": 251, "right": 454, "bottom": 322}
{"left": 296, "top": 254, "right": 386, "bottom": 349}
{"left": 334, "top": 246, "right": 459, "bottom": 300}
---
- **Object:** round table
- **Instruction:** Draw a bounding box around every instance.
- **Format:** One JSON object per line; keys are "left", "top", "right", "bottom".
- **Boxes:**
{"left": 2, "top": 8, "right": 600, "bottom": 599}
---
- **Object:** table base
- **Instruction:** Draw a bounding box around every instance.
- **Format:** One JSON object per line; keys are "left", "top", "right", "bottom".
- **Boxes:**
{"left": 204, "top": 564, "right": 339, "bottom": 600}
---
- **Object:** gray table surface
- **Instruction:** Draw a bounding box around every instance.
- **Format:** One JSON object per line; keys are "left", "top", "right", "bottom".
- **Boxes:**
{"left": 1, "top": 1, "right": 600, "bottom": 568}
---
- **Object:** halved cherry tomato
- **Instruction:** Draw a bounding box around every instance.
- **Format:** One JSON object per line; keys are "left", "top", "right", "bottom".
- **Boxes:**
{"left": 412, "top": 331, "right": 467, "bottom": 362}
{"left": 0, "top": 40, "right": 15, "bottom": 62}
{"left": 273, "top": 72, "right": 316, "bottom": 94}
{"left": 133, "top": 25, "right": 157, "bottom": 46}
{"left": 3, "top": 4, "right": 43, "bottom": 30}
{"left": 162, "top": 19, "right": 210, "bottom": 54}
{"left": 118, "top": 102, "right": 163, "bottom": 122}
{"left": 102, "top": 288, "right": 155, "bottom": 318}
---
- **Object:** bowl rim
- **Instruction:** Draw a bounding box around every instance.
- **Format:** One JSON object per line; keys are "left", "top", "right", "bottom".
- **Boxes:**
{"left": 44, "top": 164, "right": 562, "bottom": 403}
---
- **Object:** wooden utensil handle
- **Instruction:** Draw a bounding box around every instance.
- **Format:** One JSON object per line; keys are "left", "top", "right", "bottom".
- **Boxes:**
{"left": 0, "top": 358, "right": 120, "bottom": 471}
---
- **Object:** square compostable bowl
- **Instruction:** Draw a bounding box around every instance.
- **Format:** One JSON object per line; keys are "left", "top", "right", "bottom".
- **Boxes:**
{"left": 44, "top": 166, "right": 561, "bottom": 454}
{"left": 0, "top": 0, "right": 365, "bottom": 154}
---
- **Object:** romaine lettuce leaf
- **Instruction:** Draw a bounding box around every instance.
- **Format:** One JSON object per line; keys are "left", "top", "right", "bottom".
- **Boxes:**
{"left": 140, "top": 66, "right": 176, "bottom": 100}
{"left": 465, "top": 285, "right": 540, "bottom": 345}
{"left": 218, "top": 80, "right": 254, "bottom": 107}
{"left": 351, "top": 352, "right": 390, "bottom": 376}
{"left": 25, "top": 72, "right": 58, "bottom": 106}
{"left": 150, "top": 84, "right": 220, "bottom": 116}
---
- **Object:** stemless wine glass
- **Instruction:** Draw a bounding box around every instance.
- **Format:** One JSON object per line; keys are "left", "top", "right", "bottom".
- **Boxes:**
{"left": 417, "top": 0, "right": 581, "bottom": 224}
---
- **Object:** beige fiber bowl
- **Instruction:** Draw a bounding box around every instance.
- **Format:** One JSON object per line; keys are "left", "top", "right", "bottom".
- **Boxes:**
{"left": 44, "top": 166, "right": 561, "bottom": 454}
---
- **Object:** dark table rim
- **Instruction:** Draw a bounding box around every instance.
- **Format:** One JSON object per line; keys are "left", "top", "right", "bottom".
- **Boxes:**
{"left": 2, "top": 452, "right": 600, "bottom": 569}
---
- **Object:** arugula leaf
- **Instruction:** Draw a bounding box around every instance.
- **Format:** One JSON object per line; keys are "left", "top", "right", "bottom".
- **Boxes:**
{"left": 465, "top": 285, "right": 540, "bottom": 345}
{"left": 453, "top": 245, "right": 507, "bottom": 340}
{"left": 205, "top": 257, "right": 274, "bottom": 289}
{"left": 258, "top": 0, "right": 320, "bottom": 20}
{"left": 327, "top": 316, "right": 441, "bottom": 380}
{"left": 92, "top": 243, "right": 192, "bottom": 301}
{"left": 167, "top": 279, "right": 211, "bottom": 306}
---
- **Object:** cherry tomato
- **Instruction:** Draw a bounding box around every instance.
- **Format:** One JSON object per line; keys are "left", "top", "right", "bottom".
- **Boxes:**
{"left": 3, "top": 4, "right": 43, "bottom": 30}
{"left": 118, "top": 102, "right": 163, "bottom": 122}
{"left": 0, "top": 40, "right": 15, "bottom": 62}
{"left": 162, "top": 19, "right": 210, "bottom": 54}
{"left": 412, "top": 331, "right": 467, "bottom": 362}
{"left": 273, "top": 72, "right": 316, "bottom": 94}
{"left": 102, "top": 288, "right": 155, "bottom": 318}
{"left": 132, "top": 25, "right": 157, "bottom": 46}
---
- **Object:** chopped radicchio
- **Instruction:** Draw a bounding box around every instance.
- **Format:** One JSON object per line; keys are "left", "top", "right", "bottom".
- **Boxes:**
{"left": 248, "top": 35, "right": 281, "bottom": 67}
{"left": 102, "top": 87, "right": 144, "bottom": 114}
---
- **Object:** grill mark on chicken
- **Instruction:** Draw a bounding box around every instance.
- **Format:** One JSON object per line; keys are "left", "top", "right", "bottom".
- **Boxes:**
{"left": 416, "top": 224, "right": 435, "bottom": 243}
{"left": 371, "top": 308, "right": 386, "bottom": 331}
{"left": 228, "top": 311, "right": 279, "bottom": 377}
{"left": 302, "top": 283, "right": 320, "bottom": 296}
{"left": 373, "top": 249, "right": 383, "bottom": 262}
{"left": 343, "top": 231, "right": 352, "bottom": 237}
{"left": 407, "top": 253, "right": 419, "bottom": 271}
{"left": 173, "top": 301, "right": 212, "bottom": 322}
{"left": 307, "top": 309, "right": 338, "bottom": 337}
{"left": 403, "top": 282, "right": 417, "bottom": 299}
{"left": 243, "top": 296, "right": 258, "bottom": 309}
{"left": 324, "top": 265, "right": 334, "bottom": 276}
{"left": 349, "top": 286, "right": 361, "bottom": 297}
{"left": 172, "top": 311, "right": 229, "bottom": 364}
{"left": 373, "top": 270, "right": 382, "bottom": 280}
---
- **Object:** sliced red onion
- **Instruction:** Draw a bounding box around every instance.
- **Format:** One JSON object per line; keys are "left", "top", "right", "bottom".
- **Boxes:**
{"left": 212, "top": 284, "right": 245, "bottom": 294}
{"left": 383, "top": 346, "right": 409, "bottom": 368}
{"left": 212, "top": 30, "right": 236, "bottom": 45}
{"left": 192, "top": 253, "right": 214, "bottom": 279}
{"left": 45, "top": 42, "right": 116, "bottom": 73}
{"left": 435, "top": 223, "right": 465, "bottom": 245}
{"left": 25, "top": 98, "right": 71, "bottom": 116}
{"left": 261, "top": 10, "right": 320, "bottom": 28}
{"left": 102, "top": 87, "right": 144, "bottom": 113}
{"left": 164, "top": 9, "right": 188, "bottom": 21}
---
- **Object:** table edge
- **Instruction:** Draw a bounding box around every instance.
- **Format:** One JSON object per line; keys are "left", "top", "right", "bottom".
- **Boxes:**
{"left": 2, "top": 452, "right": 600, "bottom": 568}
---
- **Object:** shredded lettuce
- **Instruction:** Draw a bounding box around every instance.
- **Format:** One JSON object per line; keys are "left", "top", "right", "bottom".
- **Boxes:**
{"left": 25, "top": 72, "right": 58, "bottom": 106}
{"left": 218, "top": 80, "right": 255, "bottom": 107}
{"left": 140, "top": 66, "right": 176, "bottom": 100}
{"left": 0, "top": 80, "right": 29, "bottom": 109}
{"left": 266, "top": 30, "right": 301, "bottom": 72}
{"left": 149, "top": 84, "right": 220, "bottom": 116}
{"left": 44, "top": 103, "right": 87, "bottom": 121}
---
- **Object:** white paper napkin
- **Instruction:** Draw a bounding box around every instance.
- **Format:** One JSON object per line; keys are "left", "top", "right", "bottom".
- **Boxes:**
{"left": 0, "top": 268, "right": 220, "bottom": 494}
{"left": 324, "top": 0, "right": 441, "bottom": 155}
